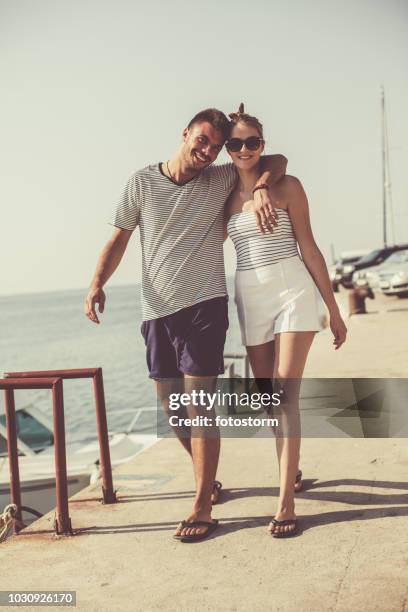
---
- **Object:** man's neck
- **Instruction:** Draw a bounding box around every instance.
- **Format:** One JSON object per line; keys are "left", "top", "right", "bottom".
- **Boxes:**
{"left": 165, "top": 149, "right": 200, "bottom": 185}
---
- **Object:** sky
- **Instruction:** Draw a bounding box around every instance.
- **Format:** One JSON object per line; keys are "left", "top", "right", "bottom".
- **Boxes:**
{"left": 1, "top": 0, "right": 407, "bottom": 296}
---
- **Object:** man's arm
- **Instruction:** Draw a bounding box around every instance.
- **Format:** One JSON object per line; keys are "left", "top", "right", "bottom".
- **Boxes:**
{"left": 258, "top": 154, "right": 288, "bottom": 188}
{"left": 84, "top": 227, "right": 133, "bottom": 324}
{"left": 253, "top": 154, "right": 288, "bottom": 233}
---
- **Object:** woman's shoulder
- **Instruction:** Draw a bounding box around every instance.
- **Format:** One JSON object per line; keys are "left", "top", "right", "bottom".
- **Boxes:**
{"left": 274, "top": 175, "right": 306, "bottom": 202}
{"left": 277, "top": 175, "right": 303, "bottom": 191}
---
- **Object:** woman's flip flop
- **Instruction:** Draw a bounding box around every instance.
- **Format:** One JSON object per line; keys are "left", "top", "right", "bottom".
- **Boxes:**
{"left": 212, "top": 480, "right": 223, "bottom": 504}
{"left": 269, "top": 517, "right": 298, "bottom": 538}
{"left": 294, "top": 469, "right": 303, "bottom": 493}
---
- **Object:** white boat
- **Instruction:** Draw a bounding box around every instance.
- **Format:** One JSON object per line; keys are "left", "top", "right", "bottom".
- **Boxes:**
{"left": 0, "top": 404, "right": 160, "bottom": 526}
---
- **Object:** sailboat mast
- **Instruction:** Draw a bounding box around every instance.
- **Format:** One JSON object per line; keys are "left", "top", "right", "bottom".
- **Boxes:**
{"left": 381, "top": 85, "right": 387, "bottom": 247}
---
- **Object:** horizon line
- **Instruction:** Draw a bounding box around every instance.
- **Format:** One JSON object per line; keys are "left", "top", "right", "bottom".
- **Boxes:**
{"left": 0, "top": 277, "right": 238, "bottom": 299}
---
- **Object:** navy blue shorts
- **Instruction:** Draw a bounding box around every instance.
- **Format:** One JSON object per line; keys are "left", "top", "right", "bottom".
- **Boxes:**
{"left": 140, "top": 297, "right": 229, "bottom": 379}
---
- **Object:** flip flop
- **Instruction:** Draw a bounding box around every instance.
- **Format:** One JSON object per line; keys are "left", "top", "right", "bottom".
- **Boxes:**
{"left": 269, "top": 517, "right": 298, "bottom": 538}
{"left": 294, "top": 469, "right": 303, "bottom": 493}
{"left": 212, "top": 480, "right": 223, "bottom": 504}
{"left": 173, "top": 519, "right": 219, "bottom": 543}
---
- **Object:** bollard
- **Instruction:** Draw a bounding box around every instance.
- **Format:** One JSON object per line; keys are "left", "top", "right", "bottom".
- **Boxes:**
{"left": 349, "top": 287, "right": 375, "bottom": 315}
{"left": 332, "top": 279, "right": 339, "bottom": 293}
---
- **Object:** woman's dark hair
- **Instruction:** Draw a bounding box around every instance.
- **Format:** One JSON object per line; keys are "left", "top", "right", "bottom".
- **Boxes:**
{"left": 228, "top": 103, "right": 263, "bottom": 138}
{"left": 187, "top": 108, "right": 231, "bottom": 142}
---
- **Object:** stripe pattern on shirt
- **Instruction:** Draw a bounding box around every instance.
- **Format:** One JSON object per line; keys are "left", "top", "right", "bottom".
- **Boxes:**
{"left": 110, "top": 163, "right": 236, "bottom": 321}
{"left": 227, "top": 208, "right": 300, "bottom": 271}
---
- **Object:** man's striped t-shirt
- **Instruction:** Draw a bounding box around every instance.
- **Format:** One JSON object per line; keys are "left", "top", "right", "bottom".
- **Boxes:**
{"left": 110, "top": 162, "right": 237, "bottom": 321}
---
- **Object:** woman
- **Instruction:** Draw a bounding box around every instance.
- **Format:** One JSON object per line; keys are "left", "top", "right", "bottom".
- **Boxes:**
{"left": 224, "top": 104, "right": 347, "bottom": 537}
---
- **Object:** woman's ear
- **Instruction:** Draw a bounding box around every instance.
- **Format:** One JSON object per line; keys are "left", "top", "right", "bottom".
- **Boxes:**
{"left": 182, "top": 127, "right": 188, "bottom": 141}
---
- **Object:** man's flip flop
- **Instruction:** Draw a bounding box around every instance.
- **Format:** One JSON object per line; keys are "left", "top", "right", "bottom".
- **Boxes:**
{"left": 212, "top": 480, "right": 223, "bottom": 504}
{"left": 173, "top": 519, "right": 219, "bottom": 543}
{"left": 269, "top": 517, "right": 298, "bottom": 538}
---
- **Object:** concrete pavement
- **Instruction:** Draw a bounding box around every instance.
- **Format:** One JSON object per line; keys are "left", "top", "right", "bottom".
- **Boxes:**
{"left": 1, "top": 288, "right": 408, "bottom": 611}
{"left": 1, "top": 436, "right": 407, "bottom": 612}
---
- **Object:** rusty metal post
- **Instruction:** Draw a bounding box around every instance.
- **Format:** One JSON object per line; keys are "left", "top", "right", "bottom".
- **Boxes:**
{"left": 4, "top": 368, "right": 118, "bottom": 506}
{"left": 93, "top": 369, "right": 116, "bottom": 503}
{"left": 52, "top": 379, "right": 73, "bottom": 535}
{"left": 3, "top": 389, "right": 24, "bottom": 534}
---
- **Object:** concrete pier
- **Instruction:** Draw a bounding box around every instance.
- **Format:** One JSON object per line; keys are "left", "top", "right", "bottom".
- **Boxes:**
{"left": 1, "top": 289, "right": 407, "bottom": 611}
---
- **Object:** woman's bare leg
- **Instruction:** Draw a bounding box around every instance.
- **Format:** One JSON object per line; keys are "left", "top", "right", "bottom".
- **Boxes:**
{"left": 246, "top": 341, "right": 276, "bottom": 378}
{"left": 269, "top": 331, "right": 316, "bottom": 534}
{"left": 246, "top": 340, "right": 302, "bottom": 493}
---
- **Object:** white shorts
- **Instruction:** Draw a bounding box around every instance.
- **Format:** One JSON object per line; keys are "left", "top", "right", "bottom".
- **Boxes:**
{"left": 234, "top": 256, "right": 322, "bottom": 346}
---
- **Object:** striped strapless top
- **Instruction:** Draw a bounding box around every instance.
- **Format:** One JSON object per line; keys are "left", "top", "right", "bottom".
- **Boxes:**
{"left": 227, "top": 208, "right": 299, "bottom": 271}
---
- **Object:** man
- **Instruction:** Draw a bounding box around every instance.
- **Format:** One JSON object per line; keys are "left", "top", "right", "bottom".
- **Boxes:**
{"left": 85, "top": 108, "right": 287, "bottom": 542}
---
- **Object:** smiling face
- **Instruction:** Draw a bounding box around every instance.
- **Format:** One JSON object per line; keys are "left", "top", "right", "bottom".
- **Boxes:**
{"left": 181, "top": 121, "right": 225, "bottom": 171}
{"left": 227, "top": 121, "right": 264, "bottom": 171}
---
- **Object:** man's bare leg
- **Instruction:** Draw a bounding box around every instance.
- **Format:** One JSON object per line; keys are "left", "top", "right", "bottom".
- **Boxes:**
{"left": 174, "top": 375, "right": 220, "bottom": 537}
{"left": 155, "top": 378, "right": 192, "bottom": 454}
{"left": 155, "top": 377, "right": 221, "bottom": 504}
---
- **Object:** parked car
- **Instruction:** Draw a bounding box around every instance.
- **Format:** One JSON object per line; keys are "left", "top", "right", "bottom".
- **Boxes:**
{"left": 340, "top": 244, "right": 408, "bottom": 288}
{"left": 330, "top": 250, "right": 370, "bottom": 290}
{"left": 376, "top": 249, "right": 408, "bottom": 297}
{"left": 352, "top": 249, "right": 408, "bottom": 290}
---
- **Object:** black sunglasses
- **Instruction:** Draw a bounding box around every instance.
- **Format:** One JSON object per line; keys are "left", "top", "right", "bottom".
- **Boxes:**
{"left": 225, "top": 136, "right": 264, "bottom": 152}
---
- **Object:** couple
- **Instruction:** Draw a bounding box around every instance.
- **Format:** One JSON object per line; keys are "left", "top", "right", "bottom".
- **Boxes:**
{"left": 85, "top": 104, "right": 347, "bottom": 542}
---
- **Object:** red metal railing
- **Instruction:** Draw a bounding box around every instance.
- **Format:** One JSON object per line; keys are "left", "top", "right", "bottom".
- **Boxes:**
{"left": 1, "top": 367, "right": 117, "bottom": 537}
{"left": 0, "top": 377, "right": 72, "bottom": 535}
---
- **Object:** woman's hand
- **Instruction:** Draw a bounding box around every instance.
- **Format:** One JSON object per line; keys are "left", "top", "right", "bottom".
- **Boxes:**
{"left": 253, "top": 188, "right": 279, "bottom": 234}
{"left": 330, "top": 311, "right": 347, "bottom": 350}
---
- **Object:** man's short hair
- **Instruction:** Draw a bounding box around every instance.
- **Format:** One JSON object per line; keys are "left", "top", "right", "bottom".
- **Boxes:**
{"left": 187, "top": 108, "right": 230, "bottom": 142}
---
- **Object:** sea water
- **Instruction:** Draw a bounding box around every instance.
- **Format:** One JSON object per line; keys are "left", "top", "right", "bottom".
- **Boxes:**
{"left": 0, "top": 281, "right": 243, "bottom": 443}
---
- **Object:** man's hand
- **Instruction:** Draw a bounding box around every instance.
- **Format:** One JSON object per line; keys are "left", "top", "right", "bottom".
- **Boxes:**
{"left": 84, "top": 227, "right": 133, "bottom": 324}
{"left": 85, "top": 286, "right": 106, "bottom": 324}
{"left": 253, "top": 188, "right": 280, "bottom": 234}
